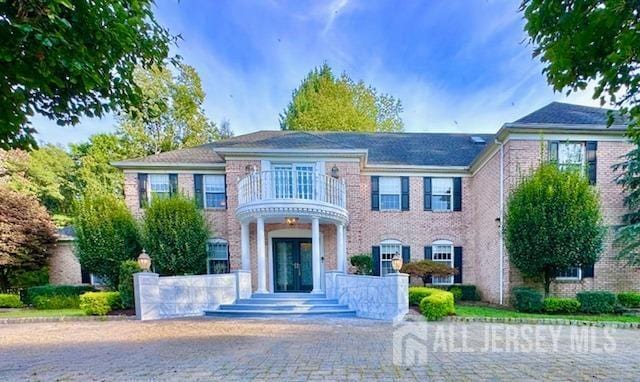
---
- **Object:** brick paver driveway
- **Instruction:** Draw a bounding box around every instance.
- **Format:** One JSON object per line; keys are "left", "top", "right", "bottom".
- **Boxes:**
{"left": 1, "top": 316, "right": 639, "bottom": 381}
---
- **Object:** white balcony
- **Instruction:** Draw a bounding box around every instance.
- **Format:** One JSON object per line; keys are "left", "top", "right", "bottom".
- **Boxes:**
{"left": 236, "top": 170, "right": 348, "bottom": 224}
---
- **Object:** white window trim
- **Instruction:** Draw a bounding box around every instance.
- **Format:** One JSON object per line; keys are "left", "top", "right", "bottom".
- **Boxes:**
{"left": 380, "top": 239, "right": 402, "bottom": 276}
{"left": 431, "top": 240, "right": 454, "bottom": 285}
{"left": 379, "top": 177, "right": 401, "bottom": 211}
{"left": 271, "top": 162, "right": 316, "bottom": 200}
{"left": 148, "top": 174, "right": 170, "bottom": 202}
{"left": 556, "top": 266, "right": 582, "bottom": 281}
{"left": 206, "top": 238, "right": 229, "bottom": 274}
{"left": 203, "top": 175, "right": 226, "bottom": 209}
{"left": 431, "top": 178, "right": 453, "bottom": 212}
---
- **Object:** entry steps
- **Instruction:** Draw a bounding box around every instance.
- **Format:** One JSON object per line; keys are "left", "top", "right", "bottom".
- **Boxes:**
{"left": 204, "top": 293, "right": 356, "bottom": 317}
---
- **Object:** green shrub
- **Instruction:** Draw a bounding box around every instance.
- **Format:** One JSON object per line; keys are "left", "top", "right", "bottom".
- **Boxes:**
{"left": 449, "top": 286, "right": 463, "bottom": 302}
{"left": 0, "top": 294, "right": 23, "bottom": 308}
{"left": 419, "top": 289, "right": 455, "bottom": 321}
{"left": 511, "top": 287, "right": 544, "bottom": 312}
{"left": 118, "top": 260, "right": 141, "bottom": 309}
{"left": 33, "top": 295, "right": 80, "bottom": 309}
{"left": 26, "top": 284, "right": 94, "bottom": 305}
{"left": 409, "top": 287, "right": 433, "bottom": 306}
{"left": 80, "top": 292, "right": 121, "bottom": 316}
{"left": 350, "top": 254, "right": 372, "bottom": 275}
{"left": 8, "top": 267, "right": 49, "bottom": 288}
{"left": 142, "top": 195, "right": 210, "bottom": 275}
{"left": 458, "top": 285, "right": 480, "bottom": 301}
{"left": 75, "top": 193, "right": 142, "bottom": 288}
{"left": 577, "top": 291, "right": 617, "bottom": 314}
{"left": 617, "top": 292, "right": 640, "bottom": 308}
{"left": 543, "top": 297, "right": 580, "bottom": 314}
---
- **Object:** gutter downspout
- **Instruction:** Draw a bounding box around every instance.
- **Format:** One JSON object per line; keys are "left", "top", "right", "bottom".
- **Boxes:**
{"left": 497, "top": 139, "right": 505, "bottom": 305}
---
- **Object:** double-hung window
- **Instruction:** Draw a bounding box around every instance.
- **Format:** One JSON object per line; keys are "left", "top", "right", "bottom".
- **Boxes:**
{"left": 432, "top": 241, "right": 454, "bottom": 285}
{"left": 379, "top": 177, "right": 401, "bottom": 211}
{"left": 204, "top": 175, "right": 226, "bottom": 208}
{"left": 432, "top": 178, "right": 453, "bottom": 211}
{"left": 149, "top": 174, "right": 170, "bottom": 200}
{"left": 558, "top": 142, "right": 585, "bottom": 172}
{"left": 380, "top": 240, "right": 402, "bottom": 276}
{"left": 207, "top": 239, "right": 229, "bottom": 274}
{"left": 556, "top": 266, "right": 582, "bottom": 281}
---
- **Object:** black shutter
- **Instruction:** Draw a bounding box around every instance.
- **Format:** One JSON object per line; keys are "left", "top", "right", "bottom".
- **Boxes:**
{"left": 372, "top": 246, "right": 381, "bottom": 276}
{"left": 454, "top": 246, "right": 463, "bottom": 284}
{"left": 549, "top": 141, "right": 559, "bottom": 163}
{"left": 423, "top": 177, "right": 432, "bottom": 211}
{"left": 586, "top": 141, "right": 597, "bottom": 185}
{"left": 453, "top": 177, "right": 462, "bottom": 211}
{"left": 402, "top": 246, "right": 410, "bottom": 266}
{"left": 424, "top": 246, "right": 433, "bottom": 284}
{"left": 582, "top": 263, "right": 595, "bottom": 278}
{"left": 223, "top": 175, "right": 228, "bottom": 210}
{"left": 169, "top": 174, "right": 178, "bottom": 196}
{"left": 401, "top": 176, "right": 410, "bottom": 211}
{"left": 138, "top": 173, "right": 148, "bottom": 208}
{"left": 194, "top": 174, "right": 204, "bottom": 208}
{"left": 371, "top": 176, "right": 380, "bottom": 211}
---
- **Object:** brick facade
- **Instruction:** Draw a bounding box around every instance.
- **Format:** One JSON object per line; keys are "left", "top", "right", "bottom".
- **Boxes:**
{"left": 120, "top": 136, "right": 639, "bottom": 302}
{"left": 48, "top": 240, "right": 82, "bottom": 285}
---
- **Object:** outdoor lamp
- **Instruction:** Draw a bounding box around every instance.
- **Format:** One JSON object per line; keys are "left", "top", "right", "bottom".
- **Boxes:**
{"left": 331, "top": 165, "right": 340, "bottom": 179}
{"left": 137, "top": 249, "right": 152, "bottom": 272}
{"left": 285, "top": 217, "right": 299, "bottom": 226}
{"left": 391, "top": 253, "right": 403, "bottom": 272}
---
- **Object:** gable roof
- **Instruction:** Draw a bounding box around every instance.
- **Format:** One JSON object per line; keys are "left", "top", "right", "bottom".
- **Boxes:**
{"left": 511, "top": 102, "right": 627, "bottom": 128}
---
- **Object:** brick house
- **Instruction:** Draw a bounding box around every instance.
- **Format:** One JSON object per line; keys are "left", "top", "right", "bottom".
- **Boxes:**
{"left": 114, "top": 102, "right": 640, "bottom": 304}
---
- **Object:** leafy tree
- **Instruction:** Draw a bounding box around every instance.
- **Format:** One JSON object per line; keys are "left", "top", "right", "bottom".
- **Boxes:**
{"left": 118, "top": 64, "right": 227, "bottom": 156}
{"left": 141, "top": 195, "right": 210, "bottom": 276}
{"left": 400, "top": 260, "right": 457, "bottom": 286}
{"left": 0, "top": 186, "right": 57, "bottom": 290}
{"left": 350, "top": 254, "right": 372, "bottom": 275}
{"left": 75, "top": 193, "right": 141, "bottom": 289}
{"left": 118, "top": 260, "right": 141, "bottom": 309}
{"left": 280, "top": 63, "right": 403, "bottom": 132}
{"left": 2, "top": 144, "right": 77, "bottom": 214}
{"left": 0, "top": 0, "right": 177, "bottom": 150}
{"left": 505, "top": 163, "right": 605, "bottom": 295}
{"left": 521, "top": 1, "right": 640, "bottom": 266}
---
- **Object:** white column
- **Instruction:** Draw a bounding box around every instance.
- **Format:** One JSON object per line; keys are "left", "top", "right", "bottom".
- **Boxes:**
{"left": 311, "top": 217, "right": 322, "bottom": 293}
{"left": 256, "top": 217, "right": 267, "bottom": 293}
{"left": 241, "top": 222, "right": 250, "bottom": 271}
{"left": 336, "top": 223, "right": 345, "bottom": 272}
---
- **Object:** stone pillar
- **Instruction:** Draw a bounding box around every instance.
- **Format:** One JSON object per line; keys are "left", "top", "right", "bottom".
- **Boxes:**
{"left": 256, "top": 217, "right": 267, "bottom": 293}
{"left": 233, "top": 270, "right": 252, "bottom": 300}
{"left": 336, "top": 223, "right": 345, "bottom": 272}
{"left": 311, "top": 217, "right": 322, "bottom": 294}
{"left": 240, "top": 222, "right": 250, "bottom": 271}
{"left": 133, "top": 272, "right": 160, "bottom": 321}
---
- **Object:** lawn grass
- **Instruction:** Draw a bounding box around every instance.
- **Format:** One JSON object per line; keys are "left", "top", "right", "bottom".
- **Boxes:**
{"left": 456, "top": 304, "right": 640, "bottom": 323}
{"left": 0, "top": 308, "right": 86, "bottom": 318}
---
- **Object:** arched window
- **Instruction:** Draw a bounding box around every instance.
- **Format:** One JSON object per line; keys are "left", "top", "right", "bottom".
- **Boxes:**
{"left": 432, "top": 240, "right": 453, "bottom": 285}
{"left": 207, "top": 238, "right": 229, "bottom": 274}
{"left": 380, "top": 239, "right": 402, "bottom": 276}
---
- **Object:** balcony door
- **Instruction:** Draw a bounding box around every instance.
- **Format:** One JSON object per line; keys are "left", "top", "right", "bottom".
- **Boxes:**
{"left": 273, "top": 238, "right": 313, "bottom": 292}
{"left": 272, "top": 163, "right": 314, "bottom": 200}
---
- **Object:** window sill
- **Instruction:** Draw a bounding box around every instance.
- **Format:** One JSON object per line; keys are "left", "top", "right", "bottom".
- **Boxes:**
{"left": 425, "top": 210, "right": 456, "bottom": 213}
{"left": 554, "top": 278, "right": 582, "bottom": 283}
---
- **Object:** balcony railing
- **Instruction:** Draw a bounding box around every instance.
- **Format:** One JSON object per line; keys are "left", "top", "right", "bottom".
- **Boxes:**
{"left": 237, "top": 170, "right": 346, "bottom": 209}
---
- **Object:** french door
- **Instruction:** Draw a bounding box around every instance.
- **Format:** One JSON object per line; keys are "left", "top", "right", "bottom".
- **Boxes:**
{"left": 272, "top": 163, "right": 315, "bottom": 200}
{"left": 273, "top": 238, "right": 313, "bottom": 292}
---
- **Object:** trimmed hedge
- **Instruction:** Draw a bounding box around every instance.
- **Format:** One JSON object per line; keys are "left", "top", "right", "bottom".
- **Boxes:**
{"left": 512, "top": 287, "right": 544, "bottom": 313}
{"left": 26, "top": 284, "right": 94, "bottom": 305}
{"left": 577, "top": 291, "right": 617, "bottom": 314}
{"left": 618, "top": 292, "right": 640, "bottom": 308}
{"left": 33, "top": 295, "right": 80, "bottom": 309}
{"left": 80, "top": 292, "right": 121, "bottom": 316}
{"left": 421, "top": 284, "right": 480, "bottom": 301}
{"left": 449, "top": 286, "right": 463, "bottom": 302}
{"left": 409, "top": 287, "right": 433, "bottom": 306}
{"left": 418, "top": 289, "right": 455, "bottom": 321}
{"left": 0, "top": 294, "right": 23, "bottom": 308}
{"left": 118, "top": 260, "right": 141, "bottom": 309}
{"left": 543, "top": 297, "right": 580, "bottom": 314}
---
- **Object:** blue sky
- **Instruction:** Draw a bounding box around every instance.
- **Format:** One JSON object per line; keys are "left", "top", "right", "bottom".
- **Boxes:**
{"left": 36, "top": 0, "right": 600, "bottom": 145}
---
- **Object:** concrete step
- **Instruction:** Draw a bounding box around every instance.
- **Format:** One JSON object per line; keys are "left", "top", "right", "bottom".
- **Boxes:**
{"left": 219, "top": 303, "right": 350, "bottom": 311}
{"left": 251, "top": 293, "right": 327, "bottom": 299}
{"left": 204, "top": 308, "right": 356, "bottom": 317}
{"left": 236, "top": 298, "right": 340, "bottom": 305}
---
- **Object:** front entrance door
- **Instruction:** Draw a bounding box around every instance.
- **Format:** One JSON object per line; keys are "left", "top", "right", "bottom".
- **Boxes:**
{"left": 273, "top": 238, "right": 313, "bottom": 292}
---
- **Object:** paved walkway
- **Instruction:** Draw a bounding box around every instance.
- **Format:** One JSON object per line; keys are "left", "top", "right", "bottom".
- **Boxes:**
{"left": 1, "top": 316, "right": 639, "bottom": 381}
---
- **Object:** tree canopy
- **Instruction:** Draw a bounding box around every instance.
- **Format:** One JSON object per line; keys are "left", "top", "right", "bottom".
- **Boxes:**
{"left": 280, "top": 64, "right": 403, "bottom": 132}
{"left": 400, "top": 260, "right": 457, "bottom": 286}
{"left": 117, "top": 64, "right": 228, "bottom": 156}
{"left": 0, "top": 0, "right": 177, "bottom": 150}
{"left": 505, "top": 163, "right": 604, "bottom": 295}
